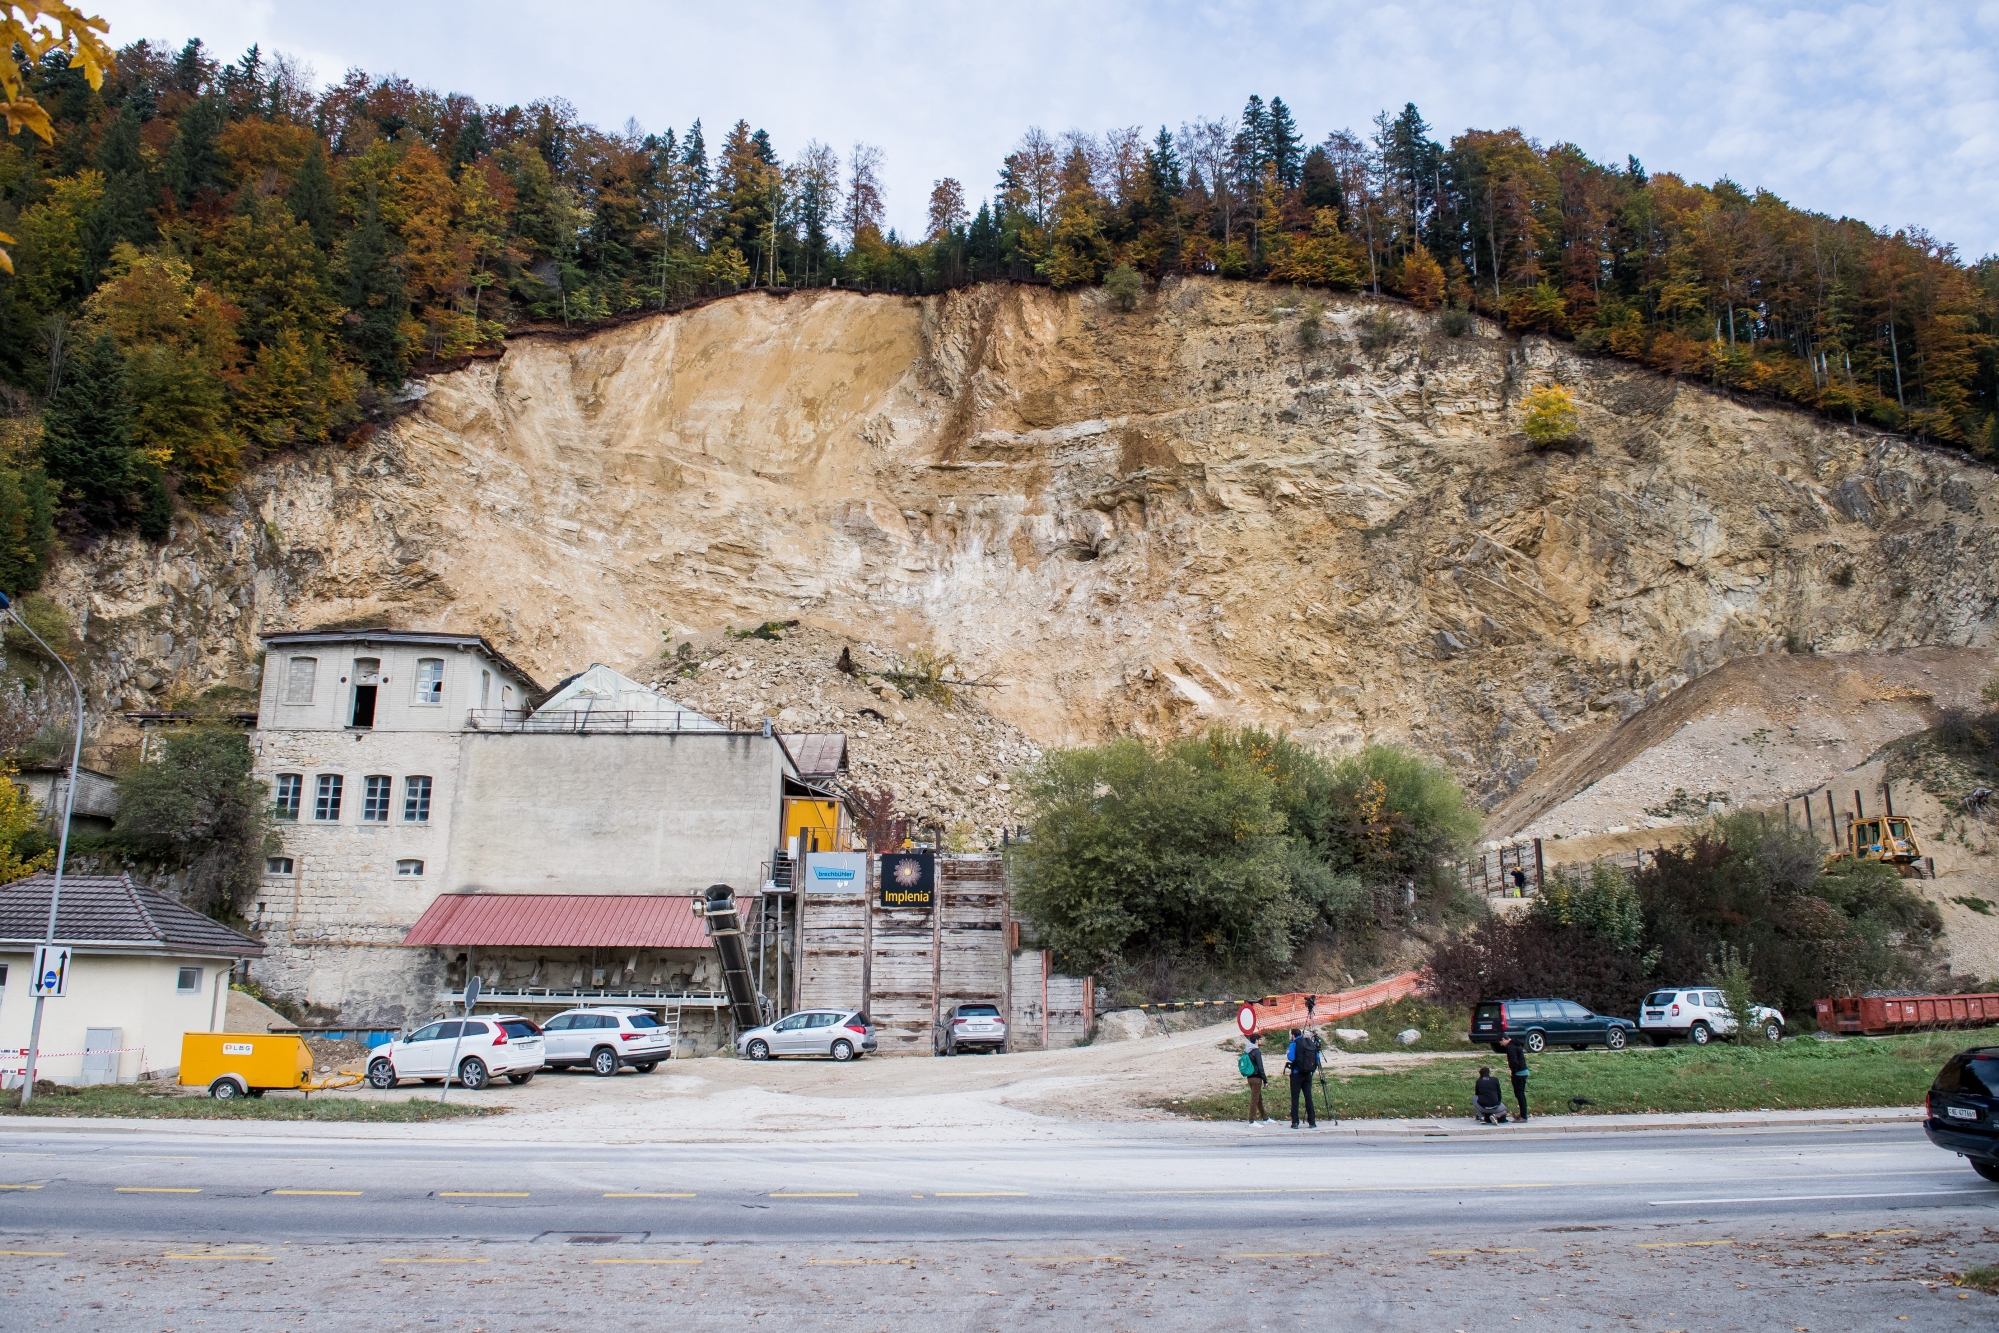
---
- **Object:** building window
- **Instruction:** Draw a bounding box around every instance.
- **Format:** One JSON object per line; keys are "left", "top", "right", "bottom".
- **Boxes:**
{"left": 176, "top": 966, "right": 202, "bottom": 994}
{"left": 349, "top": 657, "right": 381, "bottom": 729}
{"left": 266, "top": 856, "right": 295, "bottom": 876}
{"left": 284, "top": 657, "right": 318, "bottom": 704}
{"left": 274, "top": 773, "right": 302, "bottom": 820}
{"left": 414, "top": 657, "right": 444, "bottom": 705}
{"left": 396, "top": 859, "right": 424, "bottom": 877}
{"left": 361, "top": 775, "right": 392, "bottom": 822}
{"left": 403, "top": 775, "right": 433, "bottom": 823}
{"left": 480, "top": 669, "right": 492, "bottom": 709}
{"left": 314, "top": 774, "right": 343, "bottom": 821}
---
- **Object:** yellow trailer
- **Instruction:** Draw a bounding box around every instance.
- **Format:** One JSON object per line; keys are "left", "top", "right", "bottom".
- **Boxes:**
{"left": 179, "top": 1032, "right": 313, "bottom": 1100}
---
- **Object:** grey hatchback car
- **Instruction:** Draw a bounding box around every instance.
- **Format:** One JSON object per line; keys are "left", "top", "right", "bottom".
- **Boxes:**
{"left": 737, "top": 1008, "right": 877, "bottom": 1061}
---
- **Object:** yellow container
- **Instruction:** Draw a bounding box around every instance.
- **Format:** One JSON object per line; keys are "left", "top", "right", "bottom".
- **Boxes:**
{"left": 179, "top": 1032, "right": 313, "bottom": 1099}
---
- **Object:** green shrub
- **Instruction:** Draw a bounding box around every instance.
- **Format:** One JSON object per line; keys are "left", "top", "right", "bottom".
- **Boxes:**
{"left": 1103, "top": 262, "right": 1142, "bottom": 312}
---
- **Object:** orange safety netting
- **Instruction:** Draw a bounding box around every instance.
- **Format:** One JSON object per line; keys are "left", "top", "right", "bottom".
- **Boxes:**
{"left": 1235, "top": 970, "right": 1426, "bottom": 1037}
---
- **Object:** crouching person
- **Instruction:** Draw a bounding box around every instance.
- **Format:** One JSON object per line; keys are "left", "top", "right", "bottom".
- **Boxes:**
{"left": 1474, "top": 1065, "right": 1509, "bottom": 1124}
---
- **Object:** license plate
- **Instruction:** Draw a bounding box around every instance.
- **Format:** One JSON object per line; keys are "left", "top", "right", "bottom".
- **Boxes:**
{"left": 1947, "top": 1106, "right": 1979, "bottom": 1120}
{"left": 1644, "top": 1011, "right": 1663, "bottom": 1018}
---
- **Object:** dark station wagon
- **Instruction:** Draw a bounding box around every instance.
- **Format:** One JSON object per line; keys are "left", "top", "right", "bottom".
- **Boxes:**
{"left": 1923, "top": 1045, "right": 1999, "bottom": 1183}
{"left": 1469, "top": 998, "right": 1637, "bottom": 1053}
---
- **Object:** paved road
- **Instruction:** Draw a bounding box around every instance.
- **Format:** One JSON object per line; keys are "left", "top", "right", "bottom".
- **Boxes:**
{"left": 0, "top": 1119, "right": 1993, "bottom": 1329}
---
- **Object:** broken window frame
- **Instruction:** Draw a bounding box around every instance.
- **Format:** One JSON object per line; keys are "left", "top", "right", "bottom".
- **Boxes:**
{"left": 414, "top": 657, "right": 445, "bottom": 706}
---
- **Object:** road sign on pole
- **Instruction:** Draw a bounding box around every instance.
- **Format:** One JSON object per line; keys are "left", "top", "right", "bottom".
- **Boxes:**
{"left": 30, "top": 945, "right": 70, "bottom": 999}
{"left": 440, "top": 975, "right": 481, "bottom": 1104}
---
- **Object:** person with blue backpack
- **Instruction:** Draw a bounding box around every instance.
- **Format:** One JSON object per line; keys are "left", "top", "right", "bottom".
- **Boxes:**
{"left": 1237, "top": 1038, "right": 1268, "bottom": 1123}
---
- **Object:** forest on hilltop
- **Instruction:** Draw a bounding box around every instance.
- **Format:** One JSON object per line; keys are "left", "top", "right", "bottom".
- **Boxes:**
{"left": 1, "top": 33, "right": 1996, "bottom": 587}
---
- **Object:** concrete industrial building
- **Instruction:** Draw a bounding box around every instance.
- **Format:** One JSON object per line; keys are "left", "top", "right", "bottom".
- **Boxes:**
{"left": 248, "top": 628, "right": 835, "bottom": 1048}
{"left": 246, "top": 627, "right": 1091, "bottom": 1054}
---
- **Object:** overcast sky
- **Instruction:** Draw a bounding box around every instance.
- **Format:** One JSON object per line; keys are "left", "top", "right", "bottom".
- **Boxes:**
{"left": 105, "top": 1, "right": 1999, "bottom": 259}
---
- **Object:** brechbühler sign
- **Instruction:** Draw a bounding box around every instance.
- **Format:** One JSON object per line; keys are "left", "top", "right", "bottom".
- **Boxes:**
{"left": 879, "top": 851, "right": 935, "bottom": 910}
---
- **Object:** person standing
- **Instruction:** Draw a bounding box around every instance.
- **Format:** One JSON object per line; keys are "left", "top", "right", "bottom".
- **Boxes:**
{"left": 1285, "top": 1027, "right": 1320, "bottom": 1128}
{"left": 1502, "top": 1033, "right": 1530, "bottom": 1121}
{"left": 1238, "top": 1039, "right": 1268, "bottom": 1124}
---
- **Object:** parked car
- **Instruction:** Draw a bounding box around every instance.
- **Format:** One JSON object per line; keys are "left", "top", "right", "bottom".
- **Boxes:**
{"left": 736, "top": 1008, "right": 877, "bottom": 1061}
{"left": 366, "top": 1015, "right": 545, "bottom": 1090}
{"left": 541, "top": 1007, "right": 674, "bottom": 1075}
{"left": 1639, "top": 987, "right": 1784, "bottom": 1046}
{"left": 938, "top": 1001, "right": 1008, "bottom": 1055}
{"left": 1923, "top": 1045, "right": 1999, "bottom": 1182}
{"left": 1468, "top": 998, "right": 1636, "bottom": 1053}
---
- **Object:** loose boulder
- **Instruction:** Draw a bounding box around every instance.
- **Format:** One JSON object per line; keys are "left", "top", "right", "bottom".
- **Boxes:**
{"left": 1093, "top": 1009, "right": 1154, "bottom": 1043}
{"left": 1333, "top": 1028, "right": 1369, "bottom": 1044}
{"left": 1395, "top": 1028, "right": 1423, "bottom": 1046}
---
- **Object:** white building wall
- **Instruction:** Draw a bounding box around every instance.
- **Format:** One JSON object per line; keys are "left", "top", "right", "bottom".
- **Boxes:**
{"left": 0, "top": 952, "right": 232, "bottom": 1083}
{"left": 447, "top": 732, "right": 785, "bottom": 895}
{"left": 258, "top": 640, "right": 530, "bottom": 734}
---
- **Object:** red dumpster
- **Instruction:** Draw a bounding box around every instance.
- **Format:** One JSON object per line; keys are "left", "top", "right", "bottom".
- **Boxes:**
{"left": 1814, "top": 991, "right": 1999, "bottom": 1035}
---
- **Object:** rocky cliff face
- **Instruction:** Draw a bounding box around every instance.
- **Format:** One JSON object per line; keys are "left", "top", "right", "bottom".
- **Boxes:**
{"left": 45, "top": 278, "right": 1999, "bottom": 813}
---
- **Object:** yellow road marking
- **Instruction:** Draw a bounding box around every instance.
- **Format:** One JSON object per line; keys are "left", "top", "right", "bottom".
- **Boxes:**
{"left": 380, "top": 1257, "right": 489, "bottom": 1264}
{"left": 272, "top": 1189, "right": 362, "bottom": 1196}
{"left": 0, "top": 1185, "right": 43, "bottom": 1190}
{"left": 1637, "top": 1240, "right": 1735, "bottom": 1248}
{"left": 1015, "top": 1256, "right": 1122, "bottom": 1263}
{"left": 769, "top": 1192, "right": 858, "bottom": 1198}
{"left": 934, "top": 1191, "right": 1029, "bottom": 1197}
{"left": 592, "top": 1258, "right": 702, "bottom": 1264}
{"left": 438, "top": 1191, "right": 528, "bottom": 1198}
{"left": 116, "top": 1187, "right": 200, "bottom": 1194}
{"left": 0, "top": 1250, "right": 65, "bottom": 1256}
{"left": 603, "top": 1192, "right": 695, "bottom": 1199}
{"left": 809, "top": 1258, "right": 916, "bottom": 1265}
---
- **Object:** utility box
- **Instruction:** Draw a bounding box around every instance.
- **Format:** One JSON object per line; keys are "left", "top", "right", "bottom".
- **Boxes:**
{"left": 178, "top": 1032, "right": 313, "bottom": 1099}
{"left": 80, "top": 1029, "right": 122, "bottom": 1085}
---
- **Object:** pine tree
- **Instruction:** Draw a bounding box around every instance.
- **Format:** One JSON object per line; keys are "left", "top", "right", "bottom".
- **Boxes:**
{"left": 92, "top": 102, "right": 154, "bottom": 251}
{"left": 448, "top": 111, "right": 489, "bottom": 176}
{"left": 164, "top": 95, "right": 228, "bottom": 205}
{"left": 40, "top": 334, "right": 138, "bottom": 531}
{"left": 287, "top": 139, "right": 337, "bottom": 249}
{"left": 0, "top": 466, "right": 56, "bottom": 595}
{"left": 1234, "top": 95, "right": 1268, "bottom": 184}
{"left": 1266, "top": 97, "right": 1304, "bottom": 189}
{"left": 340, "top": 199, "right": 409, "bottom": 384}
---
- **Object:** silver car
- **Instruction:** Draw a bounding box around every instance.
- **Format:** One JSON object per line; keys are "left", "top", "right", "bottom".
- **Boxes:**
{"left": 736, "top": 1009, "right": 877, "bottom": 1061}
{"left": 939, "top": 1001, "right": 1008, "bottom": 1055}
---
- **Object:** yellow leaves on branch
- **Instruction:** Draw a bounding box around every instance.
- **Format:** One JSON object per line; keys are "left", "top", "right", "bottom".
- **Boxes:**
{"left": 0, "top": 764, "right": 57, "bottom": 886}
{"left": 1521, "top": 385, "right": 1580, "bottom": 446}
{"left": 2, "top": 4, "right": 113, "bottom": 141}
{"left": 2, "top": 4, "right": 115, "bottom": 273}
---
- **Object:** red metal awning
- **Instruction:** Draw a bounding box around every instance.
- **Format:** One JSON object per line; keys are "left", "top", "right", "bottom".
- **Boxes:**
{"left": 401, "top": 894, "right": 711, "bottom": 950}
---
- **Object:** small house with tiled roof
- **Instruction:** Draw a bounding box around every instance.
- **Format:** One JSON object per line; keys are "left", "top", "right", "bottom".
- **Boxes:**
{"left": 0, "top": 873, "right": 263, "bottom": 1086}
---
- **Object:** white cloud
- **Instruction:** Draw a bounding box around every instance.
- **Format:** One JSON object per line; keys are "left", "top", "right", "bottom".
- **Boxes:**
{"left": 102, "top": 0, "right": 1999, "bottom": 256}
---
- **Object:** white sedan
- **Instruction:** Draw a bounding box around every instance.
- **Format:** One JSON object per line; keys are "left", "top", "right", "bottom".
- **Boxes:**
{"left": 366, "top": 1015, "right": 546, "bottom": 1089}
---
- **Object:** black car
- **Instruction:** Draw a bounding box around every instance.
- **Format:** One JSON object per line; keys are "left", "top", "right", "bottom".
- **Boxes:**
{"left": 1469, "top": 998, "right": 1636, "bottom": 1053}
{"left": 1923, "top": 1045, "right": 1999, "bottom": 1182}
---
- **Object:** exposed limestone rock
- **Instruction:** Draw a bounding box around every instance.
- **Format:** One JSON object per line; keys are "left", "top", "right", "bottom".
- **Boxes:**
{"left": 38, "top": 279, "right": 1999, "bottom": 825}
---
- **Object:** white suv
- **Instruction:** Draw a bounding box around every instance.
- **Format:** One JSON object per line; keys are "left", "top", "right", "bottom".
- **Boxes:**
{"left": 1639, "top": 988, "right": 1784, "bottom": 1046}
{"left": 366, "top": 1015, "right": 546, "bottom": 1090}
{"left": 542, "top": 1007, "right": 674, "bottom": 1075}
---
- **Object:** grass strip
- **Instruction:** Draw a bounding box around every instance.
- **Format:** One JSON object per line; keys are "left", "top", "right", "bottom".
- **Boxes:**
{"left": 1174, "top": 1027, "right": 1999, "bottom": 1121}
{"left": 1, "top": 1085, "right": 498, "bottom": 1122}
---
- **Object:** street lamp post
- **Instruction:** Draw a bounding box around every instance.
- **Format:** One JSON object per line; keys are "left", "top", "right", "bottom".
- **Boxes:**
{"left": 0, "top": 593, "right": 84, "bottom": 1106}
